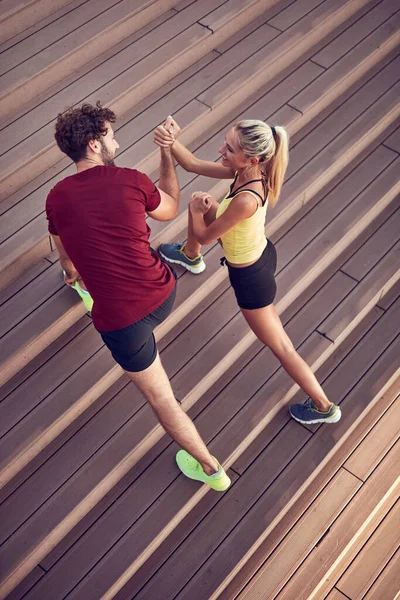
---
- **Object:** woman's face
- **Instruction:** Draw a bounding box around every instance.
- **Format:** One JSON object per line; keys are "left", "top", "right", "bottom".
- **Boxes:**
{"left": 218, "top": 127, "right": 251, "bottom": 171}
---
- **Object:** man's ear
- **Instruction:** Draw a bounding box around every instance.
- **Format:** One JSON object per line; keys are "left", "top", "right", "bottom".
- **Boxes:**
{"left": 88, "top": 138, "right": 101, "bottom": 154}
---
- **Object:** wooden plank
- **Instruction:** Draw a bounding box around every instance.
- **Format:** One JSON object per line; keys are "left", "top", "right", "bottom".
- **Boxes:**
{"left": 275, "top": 442, "right": 400, "bottom": 600}
{"left": 268, "top": 0, "right": 326, "bottom": 31}
{"left": 22, "top": 297, "right": 396, "bottom": 599}
{"left": 56, "top": 423, "right": 312, "bottom": 600}
{"left": 19, "top": 267, "right": 354, "bottom": 596}
{"left": 384, "top": 126, "right": 400, "bottom": 154}
{"left": 74, "top": 299, "right": 398, "bottom": 600}
{"left": 277, "top": 145, "right": 395, "bottom": 270}
{"left": 317, "top": 242, "right": 400, "bottom": 343}
{"left": 363, "top": 547, "right": 400, "bottom": 600}
{"left": 270, "top": 60, "right": 400, "bottom": 237}
{"left": 0, "top": 280, "right": 241, "bottom": 539}
{"left": 337, "top": 500, "right": 400, "bottom": 599}
{"left": 0, "top": 285, "right": 86, "bottom": 385}
{"left": 144, "top": 336, "right": 400, "bottom": 600}
{"left": 4, "top": 566, "right": 45, "bottom": 600}
{"left": 0, "top": 0, "right": 87, "bottom": 54}
{"left": 0, "top": 376, "right": 129, "bottom": 506}
{"left": 0, "top": 323, "right": 102, "bottom": 438}
{"left": 277, "top": 154, "right": 399, "bottom": 310}
{"left": 0, "top": 9, "right": 178, "bottom": 157}
{"left": 111, "top": 466, "right": 240, "bottom": 599}
{"left": 345, "top": 395, "right": 400, "bottom": 481}
{"left": 236, "top": 468, "right": 361, "bottom": 600}
{"left": 0, "top": 0, "right": 74, "bottom": 44}
{"left": 312, "top": 0, "right": 398, "bottom": 68}
{"left": 341, "top": 207, "right": 400, "bottom": 280}
{"left": 326, "top": 589, "right": 357, "bottom": 600}
{"left": 197, "top": 0, "right": 368, "bottom": 110}
{"left": 0, "top": 316, "right": 90, "bottom": 402}
{"left": 288, "top": 11, "right": 400, "bottom": 125}
{"left": 0, "top": 0, "right": 221, "bottom": 196}
{"left": 220, "top": 378, "right": 400, "bottom": 600}
{"left": 0, "top": 258, "right": 52, "bottom": 307}
{"left": 0, "top": 262, "right": 65, "bottom": 337}
{"left": 0, "top": 0, "right": 182, "bottom": 119}
{"left": 163, "top": 304, "right": 400, "bottom": 599}
{"left": 0, "top": 0, "right": 123, "bottom": 76}
{"left": 0, "top": 346, "right": 120, "bottom": 489}
{"left": 377, "top": 279, "right": 400, "bottom": 311}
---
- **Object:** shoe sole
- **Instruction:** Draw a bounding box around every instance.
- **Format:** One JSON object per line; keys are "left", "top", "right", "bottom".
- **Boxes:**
{"left": 290, "top": 408, "right": 342, "bottom": 425}
{"left": 159, "top": 251, "right": 206, "bottom": 274}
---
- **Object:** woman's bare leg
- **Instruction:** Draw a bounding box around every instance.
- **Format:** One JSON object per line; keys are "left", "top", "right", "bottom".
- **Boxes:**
{"left": 241, "top": 304, "right": 331, "bottom": 411}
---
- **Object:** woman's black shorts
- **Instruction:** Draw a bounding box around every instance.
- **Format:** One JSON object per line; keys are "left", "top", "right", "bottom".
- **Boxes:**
{"left": 227, "top": 240, "right": 277, "bottom": 310}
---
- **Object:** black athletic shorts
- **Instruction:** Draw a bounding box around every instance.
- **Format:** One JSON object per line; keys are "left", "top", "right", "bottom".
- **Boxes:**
{"left": 99, "top": 283, "right": 176, "bottom": 372}
{"left": 226, "top": 240, "right": 277, "bottom": 310}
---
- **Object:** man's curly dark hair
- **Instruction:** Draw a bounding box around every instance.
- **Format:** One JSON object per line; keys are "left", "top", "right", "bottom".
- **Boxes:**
{"left": 54, "top": 101, "right": 116, "bottom": 162}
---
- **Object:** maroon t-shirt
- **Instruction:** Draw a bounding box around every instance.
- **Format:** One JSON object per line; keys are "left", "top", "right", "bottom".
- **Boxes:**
{"left": 46, "top": 165, "right": 175, "bottom": 332}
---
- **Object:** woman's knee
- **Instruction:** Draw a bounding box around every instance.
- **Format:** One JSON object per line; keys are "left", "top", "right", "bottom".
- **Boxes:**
{"left": 270, "top": 334, "right": 295, "bottom": 360}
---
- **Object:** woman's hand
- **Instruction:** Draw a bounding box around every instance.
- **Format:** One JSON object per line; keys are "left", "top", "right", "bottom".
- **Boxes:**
{"left": 153, "top": 115, "right": 181, "bottom": 148}
{"left": 189, "top": 191, "right": 212, "bottom": 215}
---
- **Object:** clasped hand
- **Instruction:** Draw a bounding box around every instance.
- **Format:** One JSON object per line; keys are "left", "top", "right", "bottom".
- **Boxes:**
{"left": 189, "top": 191, "right": 212, "bottom": 215}
{"left": 153, "top": 115, "right": 180, "bottom": 148}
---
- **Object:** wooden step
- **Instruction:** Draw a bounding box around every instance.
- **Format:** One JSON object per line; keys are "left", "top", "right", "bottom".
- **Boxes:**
{"left": 0, "top": 0, "right": 189, "bottom": 119}
{"left": 0, "top": 104, "right": 397, "bottom": 385}
{"left": 0, "top": 164, "right": 397, "bottom": 597}
{"left": 0, "top": 0, "right": 274, "bottom": 199}
{"left": 276, "top": 445, "right": 399, "bottom": 600}
{"left": 0, "top": 0, "right": 75, "bottom": 45}
{"left": 219, "top": 371, "right": 400, "bottom": 600}
{"left": 232, "top": 403, "right": 400, "bottom": 600}
{"left": 362, "top": 548, "right": 400, "bottom": 600}
{"left": 1, "top": 49, "right": 397, "bottom": 377}
{"left": 0, "top": 0, "right": 380, "bottom": 288}
{"left": 61, "top": 301, "right": 399, "bottom": 600}
{"left": 0, "top": 128, "right": 397, "bottom": 485}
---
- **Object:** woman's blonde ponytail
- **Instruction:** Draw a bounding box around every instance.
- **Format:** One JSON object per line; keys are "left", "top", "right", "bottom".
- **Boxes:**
{"left": 263, "top": 125, "right": 289, "bottom": 207}
{"left": 235, "top": 120, "right": 289, "bottom": 208}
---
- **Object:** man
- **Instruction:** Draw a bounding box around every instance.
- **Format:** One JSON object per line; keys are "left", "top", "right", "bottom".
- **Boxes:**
{"left": 46, "top": 102, "right": 230, "bottom": 492}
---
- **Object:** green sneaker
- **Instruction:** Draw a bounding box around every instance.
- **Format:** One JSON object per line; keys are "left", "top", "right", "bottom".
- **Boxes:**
{"left": 159, "top": 242, "right": 206, "bottom": 274}
{"left": 63, "top": 271, "right": 93, "bottom": 312}
{"left": 176, "top": 450, "right": 231, "bottom": 492}
{"left": 290, "top": 398, "right": 341, "bottom": 424}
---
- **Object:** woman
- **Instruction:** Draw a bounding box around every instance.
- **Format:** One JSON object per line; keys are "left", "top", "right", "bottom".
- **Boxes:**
{"left": 154, "top": 117, "right": 341, "bottom": 425}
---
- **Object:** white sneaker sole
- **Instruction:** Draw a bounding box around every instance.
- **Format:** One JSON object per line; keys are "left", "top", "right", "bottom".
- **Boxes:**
{"left": 159, "top": 251, "right": 206, "bottom": 274}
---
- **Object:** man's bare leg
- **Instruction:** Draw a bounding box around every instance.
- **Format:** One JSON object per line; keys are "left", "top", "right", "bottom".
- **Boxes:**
{"left": 125, "top": 353, "right": 218, "bottom": 475}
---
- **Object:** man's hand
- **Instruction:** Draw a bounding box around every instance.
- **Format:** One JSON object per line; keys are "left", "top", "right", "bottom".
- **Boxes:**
{"left": 63, "top": 269, "right": 80, "bottom": 286}
{"left": 189, "top": 192, "right": 212, "bottom": 215}
{"left": 153, "top": 115, "right": 180, "bottom": 148}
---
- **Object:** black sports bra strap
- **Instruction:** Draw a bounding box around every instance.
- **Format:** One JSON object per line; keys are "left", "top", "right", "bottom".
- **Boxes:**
{"left": 231, "top": 188, "right": 265, "bottom": 204}
{"left": 230, "top": 178, "right": 263, "bottom": 194}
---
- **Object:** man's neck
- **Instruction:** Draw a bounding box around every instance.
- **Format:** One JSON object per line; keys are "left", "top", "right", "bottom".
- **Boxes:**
{"left": 76, "top": 157, "right": 104, "bottom": 173}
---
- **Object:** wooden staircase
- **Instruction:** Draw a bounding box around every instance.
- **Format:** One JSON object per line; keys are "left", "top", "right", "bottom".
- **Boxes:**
{"left": 0, "top": 1, "right": 399, "bottom": 598}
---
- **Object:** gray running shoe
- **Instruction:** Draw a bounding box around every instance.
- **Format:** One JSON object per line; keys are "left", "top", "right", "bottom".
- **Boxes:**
{"left": 290, "top": 398, "right": 341, "bottom": 424}
{"left": 159, "top": 242, "right": 206, "bottom": 274}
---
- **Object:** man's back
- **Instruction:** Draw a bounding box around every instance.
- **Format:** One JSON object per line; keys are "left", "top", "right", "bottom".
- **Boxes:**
{"left": 46, "top": 165, "right": 175, "bottom": 331}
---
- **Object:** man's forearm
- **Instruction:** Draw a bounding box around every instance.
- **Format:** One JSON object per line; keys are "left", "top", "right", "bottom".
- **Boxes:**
{"left": 159, "top": 147, "right": 180, "bottom": 204}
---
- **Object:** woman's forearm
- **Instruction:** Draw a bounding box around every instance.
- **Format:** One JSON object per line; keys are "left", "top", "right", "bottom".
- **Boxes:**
{"left": 171, "top": 140, "right": 198, "bottom": 172}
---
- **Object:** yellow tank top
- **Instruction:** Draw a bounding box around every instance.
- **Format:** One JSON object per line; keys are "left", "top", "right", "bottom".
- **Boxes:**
{"left": 216, "top": 178, "right": 268, "bottom": 264}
